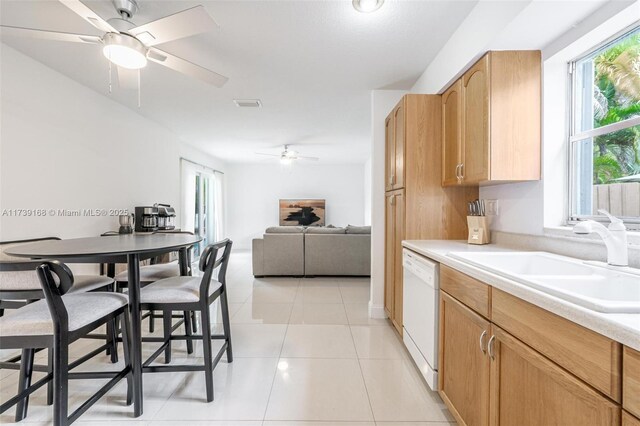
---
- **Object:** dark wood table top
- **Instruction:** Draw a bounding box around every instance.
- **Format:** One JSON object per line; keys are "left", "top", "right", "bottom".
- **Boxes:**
{"left": 4, "top": 233, "right": 202, "bottom": 263}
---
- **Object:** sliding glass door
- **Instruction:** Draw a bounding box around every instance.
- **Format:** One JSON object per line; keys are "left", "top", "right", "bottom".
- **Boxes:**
{"left": 181, "top": 159, "right": 224, "bottom": 257}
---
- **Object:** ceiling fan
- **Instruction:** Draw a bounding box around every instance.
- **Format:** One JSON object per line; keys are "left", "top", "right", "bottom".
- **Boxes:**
{"left": 0, "top": 0, "right": 228, "bottom": 89}
{"left": 255, "top": 145, "right": 320, "bottom": 165}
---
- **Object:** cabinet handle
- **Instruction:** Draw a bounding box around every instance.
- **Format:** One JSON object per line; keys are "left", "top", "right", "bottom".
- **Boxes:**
{"left": 391, "top": 174, "right": 396, "bottom": 185}
{"left": 459, "top": 163, "right": 464, "bottom": 180}
{"left": 390, "top": 195, "right": 395, "bottom": 205}
{"left": 488, "top": 335, "right": 496, "bottom": 360}
{"left": 456, "top": 164, "right": 462, "bottom": 182}
{"left": 479, "top": 330, "right": 488, "bottom": 354}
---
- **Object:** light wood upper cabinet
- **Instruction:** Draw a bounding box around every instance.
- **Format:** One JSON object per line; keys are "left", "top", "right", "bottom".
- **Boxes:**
{"left": 393, "top": 102, "right": 405, "bottom": 190}
{"left": 462, "top": 55, "right": 490, "bottom": 184}
{"left": 439, "top": 291, "right": 491, "bottom": 426}
{"left": 490, "top": 326, "right": 621, "bottom": 426}
{"left": 442, "top": 51, "right": 541, "bottom": 187}
{"left": 442, "top": 80, "right": 462, "bottom": 186}
{"left": 385, "top": 115, "right": 395, "bottom": 192}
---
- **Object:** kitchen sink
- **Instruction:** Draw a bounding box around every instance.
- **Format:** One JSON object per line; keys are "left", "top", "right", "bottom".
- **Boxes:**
{"left": 448, "top": 251, "right": 640, "bottom": 313}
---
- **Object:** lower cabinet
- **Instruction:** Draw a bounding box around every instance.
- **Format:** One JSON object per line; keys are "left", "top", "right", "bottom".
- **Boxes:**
{"left": 439, "top": 291, "right": 490, "bottom": 426}
{"left": 490, "top": 326, "right": 620, "bottom": 426}
{"left": 439, "top": 288, "right": 622, "bottom": 426}
{"left": 624, "top": 411, "right": 640, "bottom": 426}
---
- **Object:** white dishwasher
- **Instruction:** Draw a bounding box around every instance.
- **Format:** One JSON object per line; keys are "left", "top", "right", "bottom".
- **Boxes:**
{"left": 402, "top": 248, "right": 439, "bottom": 390}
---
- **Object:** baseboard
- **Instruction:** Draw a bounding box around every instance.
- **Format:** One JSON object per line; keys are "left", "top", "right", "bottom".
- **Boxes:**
{"left": 368, "top": 301, "right": 387, "bottom": 319}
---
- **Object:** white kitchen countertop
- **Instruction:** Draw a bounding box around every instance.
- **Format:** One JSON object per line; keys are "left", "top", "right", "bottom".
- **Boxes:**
{"left": 402, "top": 240, "right": 640, "bottom": 351}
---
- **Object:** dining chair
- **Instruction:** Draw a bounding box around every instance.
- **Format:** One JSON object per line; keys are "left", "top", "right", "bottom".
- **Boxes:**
{"left": 102, "top": 231, "right": 198, "bottom": 355}
{"left": 0, "top": 237, "right": 120, "bottom": 419}
{"left": 0, "top": 261, "right": 133, "bottom": 426}
{"left": 138, "top": 239, "right": 233, "bottom": 402}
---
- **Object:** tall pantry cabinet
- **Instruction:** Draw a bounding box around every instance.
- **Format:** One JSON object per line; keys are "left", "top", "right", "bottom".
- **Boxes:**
{"left": 384, "top": 95, "right": 477, "bottom": 334}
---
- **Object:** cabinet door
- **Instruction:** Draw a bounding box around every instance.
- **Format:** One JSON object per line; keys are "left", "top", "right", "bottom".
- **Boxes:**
{"left": 489, "top": 326, "right": 621, "bottom": 426}
{"left": 393, "top": 102, "right": 405, "bottom": 189}
{"left": 391, "top": 190, "right": 405, "bottom": 334}
{"left": 439, "top": 291, "right": 491, "bottom": 426}
{"left": 442, "top": 79, "right": 462, "bottom": 186}
{"left": 384, "top": 192, "right": 395, "bottom": 318}
{"left": 385, "top": 115, "right": 395, "bottom": 192}
{"left": 462, "top": 54, "right": 490, "bottom": 184}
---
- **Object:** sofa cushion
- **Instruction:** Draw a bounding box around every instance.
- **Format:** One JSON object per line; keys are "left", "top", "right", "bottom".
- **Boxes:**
{"left": 306, "top": 226, "right": 346, "bottom": 234}
{"left": 265, "top": 226, "right": 305, "bottom": 234}
{"left": 346, "top": 225, "right": 371, "bottom": 234}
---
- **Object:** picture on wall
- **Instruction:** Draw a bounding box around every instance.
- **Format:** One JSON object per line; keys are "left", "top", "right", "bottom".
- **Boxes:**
{"left": 279, "top": 199, "right": 326, "bottom": 226}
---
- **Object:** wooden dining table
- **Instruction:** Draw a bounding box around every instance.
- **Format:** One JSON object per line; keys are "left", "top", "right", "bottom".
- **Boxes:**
{"left": 5, "top": 233, "right": 202, "bottom": 417}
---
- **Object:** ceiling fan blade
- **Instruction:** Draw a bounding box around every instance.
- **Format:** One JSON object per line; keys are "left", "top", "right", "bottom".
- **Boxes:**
{"left": 147, "top": 47, "right": 228, "bottom": 87}
{"left": 255, "top": 153, "right": 281, "bottom": 157}
{"left": 0, "top": 25, "right": 102, "bottom": 44}
{"left": 298, "top": 156, "right": 320, "bottom": 161}
{"left": 128, "top": 5, "right": 217, "bottom": 47}
{"left": 58, "top": 0, "right": 118, "bottom": 33}
{"left": 115, "top": 66, "right": 138, "bottom": 90}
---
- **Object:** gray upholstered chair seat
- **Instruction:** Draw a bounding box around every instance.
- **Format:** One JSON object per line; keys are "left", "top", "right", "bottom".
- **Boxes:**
{"left": 0, "top": 292, "right": 128, "bottom": 336}
{"left": 140, "top": 276, "right": 221, "bottom": 304}
{"left": 114, "top": 263, "right": 180, "bottom": 283}
{"left": 0, "top": 271, "right": 113, "bottom": 293}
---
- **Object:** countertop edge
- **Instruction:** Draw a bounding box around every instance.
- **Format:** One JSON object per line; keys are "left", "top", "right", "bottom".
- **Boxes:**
{"left": 402, "top": 240, "right": 640, "bottom": 352}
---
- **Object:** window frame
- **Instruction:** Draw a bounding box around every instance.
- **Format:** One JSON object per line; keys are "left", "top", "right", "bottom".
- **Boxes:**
{"left": 567, "top": 24, "right": 640, "bottom": 230}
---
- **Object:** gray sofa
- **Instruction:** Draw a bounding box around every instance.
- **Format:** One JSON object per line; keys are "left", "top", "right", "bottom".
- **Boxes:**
{"left": 252, "top": 225, "right": 371, "bottom": 277}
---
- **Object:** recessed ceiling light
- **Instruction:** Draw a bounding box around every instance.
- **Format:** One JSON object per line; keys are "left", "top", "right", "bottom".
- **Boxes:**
{"left": 353, "top": 0, "right": 384, "bottom": 13}
{"left": 234, "top": 99, "right": 263, "bottom": 108}
{"left": 102, "top": 33, "right": 147, "bottom": 70}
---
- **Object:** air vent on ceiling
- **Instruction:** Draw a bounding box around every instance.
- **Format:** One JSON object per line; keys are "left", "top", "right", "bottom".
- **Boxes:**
{"left": 234, "top": 99, "right": 262, "bottom": 108}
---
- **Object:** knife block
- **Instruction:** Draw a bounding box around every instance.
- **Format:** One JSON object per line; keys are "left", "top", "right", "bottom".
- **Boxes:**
{"left": 467, "top": 216, "right": 490, "bottom": 245}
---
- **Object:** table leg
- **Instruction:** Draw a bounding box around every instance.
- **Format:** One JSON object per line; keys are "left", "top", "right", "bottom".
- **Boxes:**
{"left": 127, "top": 253, "right": 143, "bottom": 417}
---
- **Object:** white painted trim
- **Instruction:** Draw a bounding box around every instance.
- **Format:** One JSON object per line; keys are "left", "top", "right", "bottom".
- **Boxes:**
{"left": 570, "top": 116, "right": 640, "bottom": 142}
{"left": 368, "top": 301, "right": 387, "bottom": 319}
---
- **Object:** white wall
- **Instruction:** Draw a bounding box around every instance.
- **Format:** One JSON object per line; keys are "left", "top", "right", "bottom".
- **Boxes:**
{"left": 0, "top": 45, "right": 226, "bottom": 247}
{"left": 369, "top": 90, "right": 406, "bottom": 319}
{"left": 225, "top": 162, "right": 366, "bottom": 250}
{"left": 363, "top": 156, "right": 372, "bottom": 226}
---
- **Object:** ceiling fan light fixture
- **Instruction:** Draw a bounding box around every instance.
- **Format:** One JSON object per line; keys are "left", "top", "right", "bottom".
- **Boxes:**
{"left": 102, "top": 32, "right": 148, "bottom": 69}
{"left": 352, "top": 0, "right": 384, "bottom": 13}
{"left": 280, "top": 156, "right": 293, "bottom": 165}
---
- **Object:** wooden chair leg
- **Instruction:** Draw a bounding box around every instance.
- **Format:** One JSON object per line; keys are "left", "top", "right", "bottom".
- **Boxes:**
{"left": 220, "top": 291, "right": 233, "bottom": 362}
{"left": 52, "top": 333, "right": 69, "bottom": 426}
{"left": 200, "top": 306, "right": 214, "bottom": 402}
{"left": 184, "top": 311, "right": 194, "bottom": 354}
{"left": 163, "top": 311, "right": 172, "bottom": 364}
{"left": 121, "top": 309, "right": 134, "bottom": 406}
{"left": 15, "top": 348, "right": 35, "bottom": 422}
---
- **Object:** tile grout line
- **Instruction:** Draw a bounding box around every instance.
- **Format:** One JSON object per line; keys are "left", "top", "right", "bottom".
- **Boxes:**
{"left": 346, "top": 311, "right": 377, "bottom": 423}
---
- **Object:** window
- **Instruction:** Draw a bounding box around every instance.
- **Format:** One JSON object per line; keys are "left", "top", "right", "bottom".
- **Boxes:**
{"left": 569, "top": 26, "right": 640, "bottom": 228}
{"left": 181, "top": 159, "right": 225, "bottom": 257}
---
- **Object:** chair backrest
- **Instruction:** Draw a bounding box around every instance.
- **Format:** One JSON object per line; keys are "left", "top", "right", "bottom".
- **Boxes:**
{"left": 36, "top": 261, "right": 75, "bottom": 331}
{"left": 0, "top": 237, "right": 61, "bottom": 295}
{"left": 198, "top": 239, "right": 233, "bottom": 299}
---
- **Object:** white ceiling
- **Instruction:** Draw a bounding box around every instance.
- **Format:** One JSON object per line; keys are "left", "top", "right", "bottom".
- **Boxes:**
{"left": 0, "top": 0, "right": 478, "bottom": 164}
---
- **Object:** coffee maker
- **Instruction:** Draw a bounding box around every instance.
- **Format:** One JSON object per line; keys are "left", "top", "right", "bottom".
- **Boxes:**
{"left": 134, "top": 206, "right": 159, "bottom": 233}
{"left": 156, "top": 203, "right": 176, "bottom": 230}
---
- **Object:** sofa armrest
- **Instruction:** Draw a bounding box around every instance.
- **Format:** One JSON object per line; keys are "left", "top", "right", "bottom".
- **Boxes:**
{"left": 252, "top": 238, "right": 265, "bottom": 276}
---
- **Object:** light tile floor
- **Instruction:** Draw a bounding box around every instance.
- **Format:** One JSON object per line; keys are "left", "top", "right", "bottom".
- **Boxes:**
{"left": 0, "top": 251, "right": 453, "bottom": 426}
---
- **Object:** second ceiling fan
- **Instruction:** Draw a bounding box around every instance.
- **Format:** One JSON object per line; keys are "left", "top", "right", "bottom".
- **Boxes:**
{"left": 0, "top": 0, "right": 228, "bottom": 89}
